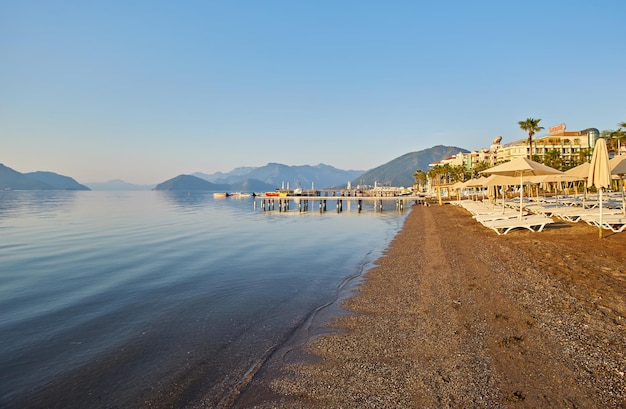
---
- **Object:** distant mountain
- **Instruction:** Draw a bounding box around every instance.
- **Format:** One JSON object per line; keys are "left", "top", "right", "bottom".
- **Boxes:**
{"left": 193, "top": 166, "right": 258, "bottom": 183}
{"left": 25, "top": 171, "right": 90, "bottom": 190}
{"left": 228, "top": 178, "right": 276, "bottom": 192}
{"left": 1, "top": 164, "right": 52, "bottom": 190}
{"left": 195, "top": 163, "right": 363, "bottom": 189}
{"left": 352, "top": 145, "right": 469, "bottom": 188}
{"left": 1, "top": 164, "right": 90, "bottom": 191}
{"left": 86, "top": 179, "right": 155, "bottom": 191}
{"left": 154, "top": 175, "right": 231, "bottom": 191}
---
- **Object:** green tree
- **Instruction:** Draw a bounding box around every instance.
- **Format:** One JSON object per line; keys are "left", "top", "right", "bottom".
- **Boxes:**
{"left": 427, "top": 165, "right": 445, "bottom": 186}
{"left": 575, "top": 148, "right": 591, "bottom": 166}
{"left": 471, "top": 161, "right": 492, "bottom": 178}
{"left": 609, "top": 128, "right": 625, "bottom": 155}
{"left": 518, "top": 118, "right": 544, "bottom": 160}
{"left": 449, "top": 165, "right": 466, "bottom": 183}
{"left": 413, "top": 169, "right": 427, "bottom": 190}
{"left": 543, "top": 149, "right": 563, "bottom": 170}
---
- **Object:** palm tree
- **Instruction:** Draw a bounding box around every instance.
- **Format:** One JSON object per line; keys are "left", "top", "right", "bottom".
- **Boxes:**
{"left": 609, "top": 128, "right": 626, "bottom": 155}
{"left": 471, "top": 161, "right": 492, "bottom": 178}
{"left": 413, "top": 169, "right": 427, "bottom": 191}
{"left": 518, "top": 118, "right": 544, "bottom": 160}
{"left": 427, "top": 165, "right": 444, "bottom": 186}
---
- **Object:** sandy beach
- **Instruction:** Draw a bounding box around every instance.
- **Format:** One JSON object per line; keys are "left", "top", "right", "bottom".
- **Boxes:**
{"left": 232, "top": 202, "right": 626, "bottom": 408}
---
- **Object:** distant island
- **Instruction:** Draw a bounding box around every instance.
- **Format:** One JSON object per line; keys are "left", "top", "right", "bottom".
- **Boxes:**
{"left": 0, "top": 164, "right": 90, "bottom": 191}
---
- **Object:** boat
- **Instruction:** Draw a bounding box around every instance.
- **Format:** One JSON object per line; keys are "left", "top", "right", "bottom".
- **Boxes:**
{"left": 213, "top": 192, "right": 229, "bottom": 198}
{"left": 230, "top": 192, "right": 252, "bottom": 198}
{"left": 264, "top": 191, "right": 279, "bottom": 197}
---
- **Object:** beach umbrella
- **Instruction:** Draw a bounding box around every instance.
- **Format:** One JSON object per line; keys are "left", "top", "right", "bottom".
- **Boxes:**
{"left": 464, "top": 177, "right": 488, "bottom": 200}
{"left": 587, "top": 138, "right": 611, "bottom": 238}
{"left": 528, "top": 174, "right": 581, "bottom": 206}
{"left": 480, "top": 157, "right": 563, "bottom": 219}
{"left": 565, "top": 162, "right": 591, "bottom": 202}
{"left": 482, "top": 174, "right": 521, "bottom": 211}
{"left": 450, "top": 181, "right": 465, "bottom": 200}
{"left": 609, "top": 155, "right": 626, "bottom": 215}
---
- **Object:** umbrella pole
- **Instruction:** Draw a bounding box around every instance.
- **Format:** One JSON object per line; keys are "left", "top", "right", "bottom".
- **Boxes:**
{"left": 622, "top": 177, "right": 625, "bottom": 216}
{"left": 599, "top": 188, "right": 604, "bottom": 239}
{"left": 519, "top": 174, "right": 523, "bottom": 220}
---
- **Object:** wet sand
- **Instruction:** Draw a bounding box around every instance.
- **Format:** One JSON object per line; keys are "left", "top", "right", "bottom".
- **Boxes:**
{"left": 232, "top": 203, "right": 626, "bottom": 408}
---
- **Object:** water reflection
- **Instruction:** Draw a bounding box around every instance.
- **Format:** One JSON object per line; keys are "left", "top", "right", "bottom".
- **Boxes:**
{"left": 0, "top": 191, "right": 78, "bottom": 220}
{"left": 156, "top": 191, "right": 214, "bottom": 210}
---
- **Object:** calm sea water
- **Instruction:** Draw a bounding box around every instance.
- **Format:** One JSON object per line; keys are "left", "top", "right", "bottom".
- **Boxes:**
{"left": 0, "top": 191, "right": 407, "bottom": 408}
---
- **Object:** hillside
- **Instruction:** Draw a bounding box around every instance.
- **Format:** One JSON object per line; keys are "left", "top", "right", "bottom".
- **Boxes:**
{"left": 86, "top": 180, "right": 155, "bottom": 191}
{"left": 352, "top": 145, "right": 469, "bottom": 187}
{"left": 154, "top": 175, "right": 231, "bottom": 191}
{"left": 0, "top": 164, "right": 53, "bottom": 190}
{"left": 25, "top": 171, "right": 90, "bottom": 190}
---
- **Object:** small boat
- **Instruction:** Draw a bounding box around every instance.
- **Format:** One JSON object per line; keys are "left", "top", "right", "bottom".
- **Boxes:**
{"left": 230, "top": 192, "right": 252, "bottom": 198}
{"left": 213, "top": 192, "right": 229, "bottom": 198}
{"left": 264, "top": 191, "right": 279, "bottom": 197}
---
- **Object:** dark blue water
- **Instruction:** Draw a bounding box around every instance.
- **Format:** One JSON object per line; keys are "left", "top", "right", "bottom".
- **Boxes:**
{"left": 0, "top": 191, "right": 407, "bottom": 408}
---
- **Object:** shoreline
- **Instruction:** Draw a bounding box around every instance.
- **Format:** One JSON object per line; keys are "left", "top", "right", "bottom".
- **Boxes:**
{"left": 232, "top": 203, "right": 626, "bottom": 408}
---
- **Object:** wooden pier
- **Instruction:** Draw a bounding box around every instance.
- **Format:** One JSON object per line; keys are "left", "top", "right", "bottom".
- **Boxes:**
{"left": 254, "top": 193, "right": 425, "bottom": 213}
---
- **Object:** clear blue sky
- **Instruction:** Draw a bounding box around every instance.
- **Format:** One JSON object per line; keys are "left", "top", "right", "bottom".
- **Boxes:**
{"left": 2, "top": 1, "right": 625, "bottom": 184}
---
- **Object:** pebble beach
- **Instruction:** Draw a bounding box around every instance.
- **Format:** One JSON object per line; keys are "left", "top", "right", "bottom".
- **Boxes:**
{"left": 232, "top": 202, "right": 626, "bottom": 408}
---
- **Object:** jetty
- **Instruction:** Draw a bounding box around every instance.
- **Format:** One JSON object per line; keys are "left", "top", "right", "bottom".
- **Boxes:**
{"left": 254, "top": 189, "right": 425, "bottom": 213}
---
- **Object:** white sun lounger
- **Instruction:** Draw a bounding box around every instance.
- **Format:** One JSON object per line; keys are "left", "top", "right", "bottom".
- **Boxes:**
{"left": 552, "top": 208, "right": 621, "bottom": 223}
{"left": 580, "top": 214, "right": 626, "bottom": 233}
{"left": 473, "top": 211, "right": 526, "bottom": 223}
{"left": 480, "top": 215, "right": 555, "bottom": 235}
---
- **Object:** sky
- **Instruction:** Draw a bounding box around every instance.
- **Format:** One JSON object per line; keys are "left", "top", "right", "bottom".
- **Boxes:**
{"left": 2, "top": 1, "right": 625, "bottom": 184}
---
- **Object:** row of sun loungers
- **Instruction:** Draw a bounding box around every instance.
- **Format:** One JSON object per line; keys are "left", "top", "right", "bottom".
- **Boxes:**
{"left": 453, "top": 200, "right": 554, "bottom": 235}
{"left": 453, "top": 197, "right": 626, "bottom": 235}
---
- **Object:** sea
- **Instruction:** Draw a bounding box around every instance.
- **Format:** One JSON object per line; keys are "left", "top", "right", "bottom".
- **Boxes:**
{"left": 0, "top": 190, "right": 409, "bottom": 408}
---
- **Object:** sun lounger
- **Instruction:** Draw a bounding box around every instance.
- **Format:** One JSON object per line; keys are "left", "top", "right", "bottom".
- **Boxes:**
{"left": 580, "top": 211, "right": 624, "bottom": 226}
{"left": 473, "top": 211, "right": 526, "bottom": 223}
{"left": 480, "top": 215, "right": 555, "bottom": 235}
{"left": 549, "top": 207, "right": 613, "bottom": 223}
{"left": 580, "top": 214, "right": 626, "bottom": 233}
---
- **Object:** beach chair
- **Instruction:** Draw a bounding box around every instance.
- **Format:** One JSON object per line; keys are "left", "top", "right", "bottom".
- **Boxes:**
{"left": 581, "top": 214, "right": 626, "bottom": 233}
{"left": 473, "top": 211, "right": 526, "bottom": 223}
{"left": 480, "top": 215, "right": 555, "bottom": 235}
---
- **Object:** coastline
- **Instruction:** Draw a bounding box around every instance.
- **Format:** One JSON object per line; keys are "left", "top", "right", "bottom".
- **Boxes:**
{"left": 232, "top": 203, "right": 626, "bottom": 408}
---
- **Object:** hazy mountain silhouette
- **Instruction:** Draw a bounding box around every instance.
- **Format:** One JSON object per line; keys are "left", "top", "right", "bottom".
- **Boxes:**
{"left": 86, "top": 180, "right": 155, "bottom": 191}
{"left": 0, "top": 164, "right": 89, "bottom": 190}
{"left": 154, "top": 175, "right": 231, "bottom": 191}
{"left": 25, "top": 171, "right": 90, "bottom": 190}
{"left": 195, "top": 163, "right": 363, "bottom": 189}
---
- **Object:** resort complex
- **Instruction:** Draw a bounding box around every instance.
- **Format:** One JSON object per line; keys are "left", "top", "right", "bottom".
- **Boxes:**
{"left": 433, "top": 123, "right": 604, "bottom": 172}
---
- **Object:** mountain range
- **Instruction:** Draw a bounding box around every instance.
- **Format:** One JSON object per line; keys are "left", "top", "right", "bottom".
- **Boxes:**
{"left": 0, "top": 165, "right": 90, "bottom": 190}
{"left": 1, "top": 145, "right": 468, "bottom": 191}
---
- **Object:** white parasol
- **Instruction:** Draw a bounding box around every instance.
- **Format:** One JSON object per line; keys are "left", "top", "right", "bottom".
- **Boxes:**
{"left": 480, "top": 157, "right": 563, "bottom": 219}
{"left": 587, "top": 138, "right": 611, "bottom": 238}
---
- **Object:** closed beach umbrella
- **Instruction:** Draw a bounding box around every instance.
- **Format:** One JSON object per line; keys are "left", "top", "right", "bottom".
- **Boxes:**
{"left": 480, "top": 157, "right": 563, "bottom": 219}
{"left": 587, "top": 138, "right": 611, "bottom": 238}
